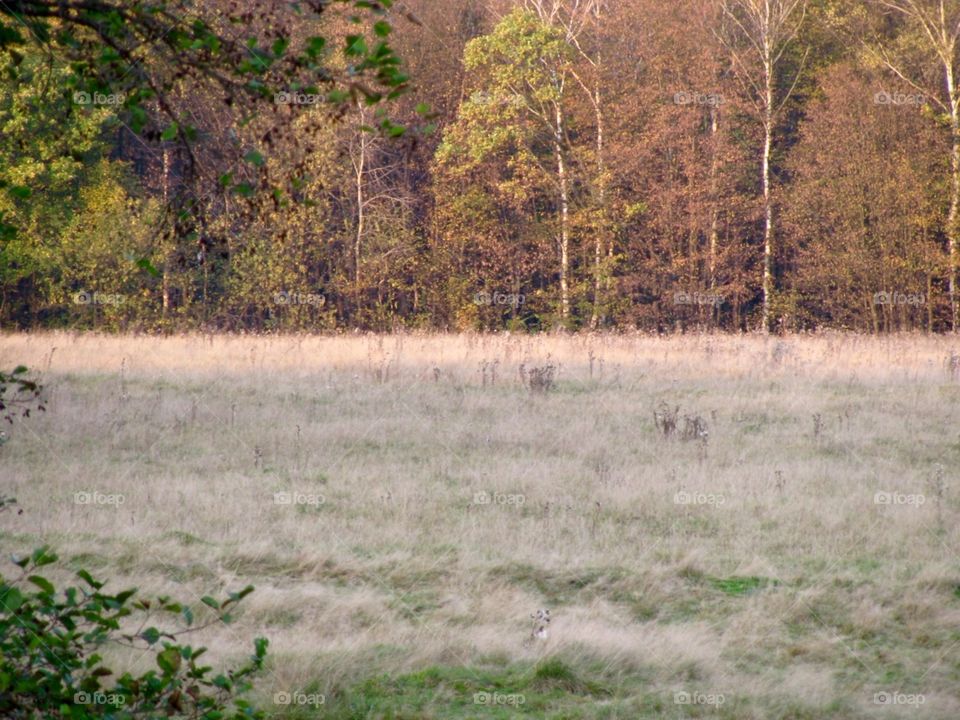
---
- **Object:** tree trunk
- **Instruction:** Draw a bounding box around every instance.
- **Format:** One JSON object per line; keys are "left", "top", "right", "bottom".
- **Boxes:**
{"left": 555, "top": 100, "right": 570, "bottom": 322}
{"left": 590, "top": 80, "right": 605, "bottom": 329}
{"left": 946, "top": 63, "right": 959, "bottom": 332}
{"left": 761, "top": 63, "right": 774, "bottom": 333}
{"left": 162, "top": 146, "right": 171, "bottom": 319}
{"left": 355, "top": 102, "right": 368, "bottom": 289}
{"left": 709, "top": 105, "right": 720, "bottom": 290}
{"left": 590, "top": 4, "right": 606, "bottom": 330}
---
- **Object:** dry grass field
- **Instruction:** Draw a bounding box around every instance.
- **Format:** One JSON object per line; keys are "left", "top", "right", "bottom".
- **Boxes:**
{"left": 2, "top": 331, "right": 960, "bottom": 718}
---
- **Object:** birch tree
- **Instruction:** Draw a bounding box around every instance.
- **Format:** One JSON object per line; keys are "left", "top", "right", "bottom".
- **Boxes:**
{"left": 522, "top": 0, "right": 611, "bottom": 326}
{"left": 717, "top": 0, "right": 809, "bottom": 331}
{"left": 524, "top": 1, "right": 576, "bottom": 323}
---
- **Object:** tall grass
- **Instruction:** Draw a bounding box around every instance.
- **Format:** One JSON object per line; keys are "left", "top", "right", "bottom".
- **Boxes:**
{"left": 1, "top": 331, "right": 958, "bottom": 718}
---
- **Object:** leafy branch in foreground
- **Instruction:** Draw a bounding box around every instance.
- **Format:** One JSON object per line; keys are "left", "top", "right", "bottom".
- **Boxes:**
{"left": 0, "top": 0, "right": 411, "bottom": 242}
{"left": 0, "top": 546, "right": 268, "bottom": 719}
{"left": 0, "top": 366, "right": 44, "bottom": 425}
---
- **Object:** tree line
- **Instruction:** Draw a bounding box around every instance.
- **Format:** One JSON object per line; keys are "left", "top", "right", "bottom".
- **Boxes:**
{"left": 2, "top": 0, "right": 958, "bottom": 333}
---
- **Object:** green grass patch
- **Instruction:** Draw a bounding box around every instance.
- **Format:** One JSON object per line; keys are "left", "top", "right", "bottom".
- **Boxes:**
{"left": 707, "top": 576, "right": 777, "bottom": 596}
{"left": 311, "top": 658, "right": 616, "bottom": 720}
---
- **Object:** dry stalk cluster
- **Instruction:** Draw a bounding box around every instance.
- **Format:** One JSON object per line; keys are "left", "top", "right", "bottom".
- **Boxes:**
{"left": 654, "top": 401, "right": 709, "bottom": 443}
{"left": 520, "top": 363, "right": 557, "bottom": 393}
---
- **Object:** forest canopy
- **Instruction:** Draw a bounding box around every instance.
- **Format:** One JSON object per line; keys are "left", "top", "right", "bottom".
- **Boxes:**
{"left": 1, "top": 0, "right": 956, "bottom": 334}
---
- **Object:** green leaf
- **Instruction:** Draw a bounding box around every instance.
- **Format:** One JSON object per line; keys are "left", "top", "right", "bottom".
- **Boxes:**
{"left": 157, "top": 647, "right": 182, "bottom": 674}
{"left": 243, "top": 150, "right": 265, "bottom": 167}
{"left": 136, "top": 258, "right": 161, "bottom": 278}
{"left": 27, "top": 576, "right": 55, "bottom": 594}
{"left": 32, "top": 546, "right": 57, "bottom": 566}
{"left": 373, "top": 21, "right": 392, "bottom": 37}
{"left": 161, "top": 123, "right": 179, "bottom": 141}
{"left": 141, "top": 627, "right": 161, "bottom": 644}
{"left": 345, "top": 35, "right": 368, "bottom": 56}
{"left": 380, "top": 119, "right": 405, "bottom": 137}
{"left": 77, "top": 569, "right": 104, "bottom": 590}
{"left": 200, "top": 596, "right": 220, "bottom": 609}
{"left": 226, "top": 585, "right": 254, "bottom": 604}
{"left": 0, "top": 586, "right": 23, "bottom": 612}
{"left": 305, "top": 36, "right": 326, "bottom": 58}
{"left": 7, "top": 185, "right": 31, "bottom": 200}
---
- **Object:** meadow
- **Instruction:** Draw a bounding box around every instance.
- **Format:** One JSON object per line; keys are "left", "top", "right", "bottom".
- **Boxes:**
{"left": 1, "top": 331, "right": 959, "bottom": 719}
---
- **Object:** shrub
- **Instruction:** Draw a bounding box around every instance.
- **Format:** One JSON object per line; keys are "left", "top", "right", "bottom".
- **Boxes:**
{"left": 0, "top": 546, "right": 267, "bottom": 719}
